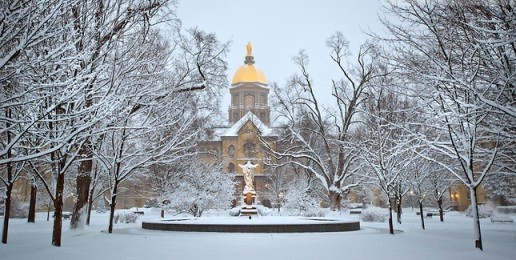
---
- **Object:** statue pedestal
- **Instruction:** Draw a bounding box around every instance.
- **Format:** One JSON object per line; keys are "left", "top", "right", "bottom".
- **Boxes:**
{"left": 240, "top": 190, "right": 258, "bottom": 216}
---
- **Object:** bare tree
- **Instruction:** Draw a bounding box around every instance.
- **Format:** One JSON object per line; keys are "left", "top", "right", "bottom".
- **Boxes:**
{"left": 0, "top": 160, "right": 25, "bottom": 243}
{"left": 98, "top": 96, "right": 202, "bottom": 233}
{"left": 358, "top": 86, "right": 417, "bottom": 235}
{"left": 69, "top": 0, "right": 176, "bottom": 230}
{"left": 138, "top": 163, "right": 177, "bottom": 218}
{"left": 88, "top": 27, "right": 227, "bottom": 233}
{"left": 1, "top": 0, "right": 123, "bottom": 245}
{"left": 263, "top": 164, "right": 292, "bottom": 212}
{"left": 267, "top": 32, "right": 384, "bottom": 210}
{"left": 426, "top": 157, "right": 457, "bottom": 222}
{"left": 379, "top": 0, "right": 514, "bottom": 250}
{"left": 1, "top": 1, "right": 79, "bottom": 243}
{"left": 84, "top": 132, "right": 110, "bottom": 225}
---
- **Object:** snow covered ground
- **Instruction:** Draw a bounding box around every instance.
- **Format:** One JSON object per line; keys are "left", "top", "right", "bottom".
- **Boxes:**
{"left": 1, "top": 208, "right": 515, "bottom": 260}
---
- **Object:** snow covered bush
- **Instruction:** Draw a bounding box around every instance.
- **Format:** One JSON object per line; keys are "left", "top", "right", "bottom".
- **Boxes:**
{"left": 229, "top": 207, "right": 241, "bottom": 216}
{"left": 465, "top": 203, "right": 495, "bottom": 218}
{"left": 281, "top": 179, "right": 325, "bottom": 217}
{"left": 163, "top": 161, "right": 234, "bottom": 217}
{"left": 257, "top": 205, "right": 274, "bottom": 216}
{"left": 114, "top": 212, "right": 139, "bottom": 224}
{"left": 360, "top": 206, "right": 387, "bottom": 222}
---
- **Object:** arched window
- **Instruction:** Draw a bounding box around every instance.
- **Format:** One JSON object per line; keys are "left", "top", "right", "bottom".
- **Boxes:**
{"left": 227, "top": 145, "right": 235, "bottom": 157}
{"left": 245, "top": 95, "right": 254, "bottom": 109}
{"left": 243, "top": 142, "right": 256, "bottom": 158}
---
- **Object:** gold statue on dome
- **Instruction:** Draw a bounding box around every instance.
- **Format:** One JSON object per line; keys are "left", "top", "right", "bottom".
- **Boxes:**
{"left": 246, "top": 42, "right": 252, "bottom": 56}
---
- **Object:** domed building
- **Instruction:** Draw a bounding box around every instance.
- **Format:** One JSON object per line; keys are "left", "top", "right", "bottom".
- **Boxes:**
{"left": 201, "top": 43, "right": 278, "bottom": 206}
{"left": 229, "top": 42, "right": 270, "bottom": 125}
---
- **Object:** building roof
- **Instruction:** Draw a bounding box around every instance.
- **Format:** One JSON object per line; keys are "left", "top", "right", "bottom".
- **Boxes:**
{"left": 204, "top": 112, "right": 277, "bottom": 141}
{"left": 224, "top": 111, "right": 276, "bottom": 137}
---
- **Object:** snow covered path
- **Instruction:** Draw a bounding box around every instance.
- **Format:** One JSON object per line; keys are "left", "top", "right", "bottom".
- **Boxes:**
{"left": 1, "top": 209, "right": 514, "bottom": 260}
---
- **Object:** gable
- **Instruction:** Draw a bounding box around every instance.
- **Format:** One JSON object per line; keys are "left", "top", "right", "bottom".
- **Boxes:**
{"left": 237, "top": 120, "right": 260, "bottom": 135}
{"left": 222, "top": 111, "right": 275, "bottom": 137}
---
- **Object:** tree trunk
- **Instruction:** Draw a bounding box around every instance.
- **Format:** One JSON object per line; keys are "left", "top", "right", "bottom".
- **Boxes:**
{"left": 388, "top": 204, "right": 394, "bottom": 235}
{"left": 27, "top": 184, "right": 37, "bottom": 223}
{"left": 86, "top": 167, "right": 99, "bottom": 226}
{"left": 160, "top": 209, "right": 164, "bottom": 218}
{"left": 71, "top": 155, "right": 92, "bottom": 229}
{"left": 2, "top": 109, "right": 12, "bottom": 243}
{"left": 47, "top": 204, "right": 51, "bottom": 221}
{"left": 396, "top": 197, "right": 402, "bottom": 224}
{"left": 52, "top": 171, "right": 65, "bottom": 247}
{"left": 86, "top": 188, "right": 95, "bottom": 225}
{"left": 419, "top": 200, "right": 425, "bottom": 230}
{"left": 437, "top": 197, "right": 444, "bottom": 222}
{"left": 108, "top": 181, "right": 119, "bottom": 234}
{"left": 329, "top": 191, "right": 342, "bottom": 211}
{"left": 1, "top": 185, "right": 13, "bottom": 244}
{"left": 470, "top": 186, "right": 483, "bottom": 250}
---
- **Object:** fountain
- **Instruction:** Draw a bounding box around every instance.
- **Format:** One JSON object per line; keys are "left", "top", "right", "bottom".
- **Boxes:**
{"left": 142, "top": 162, "right": 360, "bottom": 233}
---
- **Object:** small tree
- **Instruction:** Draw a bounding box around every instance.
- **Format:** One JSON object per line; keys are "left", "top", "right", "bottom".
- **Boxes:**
{"left": 282, "top": 179, "right": 322, "bottom": 217}
{"left": 427, "top": 159, "right": 457, "bottom": 222}
{"left": 263, "top": 165, "right": 292, "bottom": 212}
{"left": 408, "top": 157, "right": 432, "bottom": 230}
{"left": 139, "top": 163, "right": 177, "bottom": 218}
{"left": 163, "top": 160, "right": 234, "bottom": 217}
{"left": 359, "top": 83, "right": 418, "bottom": 234}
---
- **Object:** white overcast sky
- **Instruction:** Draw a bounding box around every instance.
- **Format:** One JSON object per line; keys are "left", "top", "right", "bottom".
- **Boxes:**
{"left": 176, "top": 0, "right": 385, "bottom": 109}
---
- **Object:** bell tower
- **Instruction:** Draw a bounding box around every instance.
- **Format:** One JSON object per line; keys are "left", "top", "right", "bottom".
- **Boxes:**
{"left": 228, "top": 43, "right": 270, "bottom": 125}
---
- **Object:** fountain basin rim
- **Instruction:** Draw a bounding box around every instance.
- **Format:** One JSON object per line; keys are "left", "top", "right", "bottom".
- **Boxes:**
{"left": 141, "top": 217, "right": 360, "bottom": 233}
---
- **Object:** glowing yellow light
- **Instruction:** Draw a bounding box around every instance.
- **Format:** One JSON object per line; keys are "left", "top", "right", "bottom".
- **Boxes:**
{"left": 232, "top": 65, "right": 267, "bottom": 84}
{"left": 232, "top": 43, "right": 268, "bottom": 84}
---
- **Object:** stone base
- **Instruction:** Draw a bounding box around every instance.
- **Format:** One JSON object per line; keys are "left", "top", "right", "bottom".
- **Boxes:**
{"left": 240, "top": 205, "right": 258, "bottom": 216}
{"left": 242, "top": 189, "right": 257, "bottom": 206}
{"left": 142, "top": 218, "right": 361, "bottom": 233}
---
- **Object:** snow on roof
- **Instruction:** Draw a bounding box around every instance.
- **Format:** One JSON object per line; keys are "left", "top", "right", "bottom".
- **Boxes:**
{"left": 223, "top": 111, "right": 276, "bottom": 137}
{"left": 204, "top": 126, "right": 230, "bottom": 141}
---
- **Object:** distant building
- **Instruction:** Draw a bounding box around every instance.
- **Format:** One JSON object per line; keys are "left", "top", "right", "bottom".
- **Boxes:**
{"left": 200, "top": 43, "right": 279, "bottom": 205}
{"left": 448, "top": 184, "right": 487, "bottom": 211}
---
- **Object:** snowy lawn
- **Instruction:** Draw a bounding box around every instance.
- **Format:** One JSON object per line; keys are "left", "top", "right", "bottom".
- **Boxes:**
{"left": 1, "top": 208, "right": 515, "bottom": 260}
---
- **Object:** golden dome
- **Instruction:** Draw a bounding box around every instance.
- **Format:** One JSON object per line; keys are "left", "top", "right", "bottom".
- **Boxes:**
{"left": 232, "top": 64, "right": 268, "bottom": 84}
{"left": 231, "top": 42, "right": 268, "bottom": 85}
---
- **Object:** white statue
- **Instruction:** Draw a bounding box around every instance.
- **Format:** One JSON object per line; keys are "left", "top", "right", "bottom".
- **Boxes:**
{"left": 239, "top": 161, "right": 258, "bottom": 191}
